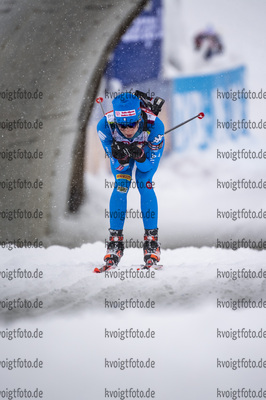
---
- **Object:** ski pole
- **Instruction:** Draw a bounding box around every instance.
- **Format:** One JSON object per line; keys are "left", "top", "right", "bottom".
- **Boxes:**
{"left": 96, "top": 97, "right": 126, "bottom": 157}
{"left": 96, "top": 97, "right": 105, "bottom": 115}
{"left": 96, "top": 96, "right": 113, "bottom": 135}
{"left": 96, "top": 96, "right": 114, "bottom": 135}
{"left": 165, "top": 112, "right": 204, "bottom": 135}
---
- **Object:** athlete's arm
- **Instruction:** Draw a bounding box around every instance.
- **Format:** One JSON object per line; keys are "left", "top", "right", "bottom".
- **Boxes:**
{"left": 97, "top": 116, "right": 130, "bottom": 171}
{"left": 136, "top": 117, "right": 165, "bottom": 172}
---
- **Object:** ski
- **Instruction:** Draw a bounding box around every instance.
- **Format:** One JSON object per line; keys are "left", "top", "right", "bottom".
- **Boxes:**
{"left": 93, "top": 263, "right": 163, "bottom": 273}
{"left": 131, "top": 262, "right": 163, "bottom": 271}
{"left": 93, "top": 260, "right": 117, "bottom": 273}
{"left": 139, "top": 264, "right": 163, "bottom": 270}
{"left": 140, "top": 258, "right": 163, "bottom": 270}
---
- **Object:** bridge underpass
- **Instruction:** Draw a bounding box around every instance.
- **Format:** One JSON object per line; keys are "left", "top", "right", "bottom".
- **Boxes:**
{"left": 0, "top": 0, "right": 148, "bottom": 247}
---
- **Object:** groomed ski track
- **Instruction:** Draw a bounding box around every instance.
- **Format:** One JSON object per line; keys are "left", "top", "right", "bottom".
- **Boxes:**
{"left": 1, "top": 243, "right": 265, "bottom": 320}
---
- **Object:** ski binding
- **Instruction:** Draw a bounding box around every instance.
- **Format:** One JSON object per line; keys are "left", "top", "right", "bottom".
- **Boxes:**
{"left": 93, "top": 260, "right": 117, "bottom": 274}
{"left": 136, "top": 259, "right": 163, "bottom": 270}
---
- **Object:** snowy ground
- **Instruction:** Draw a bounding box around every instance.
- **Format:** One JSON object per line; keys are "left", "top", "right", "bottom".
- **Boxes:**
{"left": 0, "top": 306, "right": 265, "bottom": 400}
{"left": 1, "top": 243, "right": 265, "bottom": 320}
{"left": 1, "top": 306, "right": 266, "bottom": 400}
{"left": 1, "top": 243, "right": 266, "bottom": 399}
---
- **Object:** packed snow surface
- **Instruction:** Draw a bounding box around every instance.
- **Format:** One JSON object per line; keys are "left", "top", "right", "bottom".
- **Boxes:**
{"left": 1, "top": 243, "right": 265, "bottom": 320}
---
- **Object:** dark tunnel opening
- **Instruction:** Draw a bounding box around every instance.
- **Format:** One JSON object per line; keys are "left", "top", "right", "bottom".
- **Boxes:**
{"left": 67, "top": 0, "right": 149, "bottom": 213}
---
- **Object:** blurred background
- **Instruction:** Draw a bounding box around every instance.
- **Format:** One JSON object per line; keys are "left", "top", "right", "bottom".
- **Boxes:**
{"left": 1, "top": 0, "right": 266, "bottom": 249}
{"left": 75, "top": 0, "right": 266, "bottom": 249}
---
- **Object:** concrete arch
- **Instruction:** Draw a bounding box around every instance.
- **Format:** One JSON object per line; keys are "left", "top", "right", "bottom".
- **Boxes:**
{"left": 0, "top": 0, "right": 148, "bottom": 246}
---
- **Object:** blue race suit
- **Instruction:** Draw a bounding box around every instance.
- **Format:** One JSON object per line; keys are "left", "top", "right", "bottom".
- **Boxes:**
{"left": 97, "top": 108, "right": 164, "bottom": 230}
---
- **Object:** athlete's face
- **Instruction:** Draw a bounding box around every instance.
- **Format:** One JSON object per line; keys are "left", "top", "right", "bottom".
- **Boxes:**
{"left": 117, "top": 121, "right": 140, "bottom": 138}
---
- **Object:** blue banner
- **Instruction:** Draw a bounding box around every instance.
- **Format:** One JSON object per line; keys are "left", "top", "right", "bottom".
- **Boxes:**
{"left": 171, "top": 65, "right": 247, "bottom": 151}
{"left": 105, "top": 0, "right": 162, "bottom": 86}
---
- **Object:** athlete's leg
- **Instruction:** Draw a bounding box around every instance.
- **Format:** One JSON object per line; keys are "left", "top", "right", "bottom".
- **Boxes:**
{"left": 135, "top": 167, "right": 158, "bottom": 230}
{"left": 136, "top": 163, "right": 161, "bottom": 264}
{"left": 109, "top": 161, "right": 134, "bottom": 230}
{"left": 103, "top": 161, "right": 134, "bottom": 266}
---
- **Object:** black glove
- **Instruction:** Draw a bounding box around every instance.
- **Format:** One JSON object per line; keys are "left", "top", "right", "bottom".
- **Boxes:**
{"left": 127, "top": 142, "right": 146, "bottom": 163}
{"left": 111, "top": 141, "right": 130, "bottom": 165}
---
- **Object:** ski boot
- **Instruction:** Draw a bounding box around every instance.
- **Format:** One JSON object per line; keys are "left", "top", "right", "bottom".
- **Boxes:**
{"left": 94, "top": 229, "right": 124, "bottom": 273}
{"left": 143, "top": 228, "right": 161, "bottom": 269}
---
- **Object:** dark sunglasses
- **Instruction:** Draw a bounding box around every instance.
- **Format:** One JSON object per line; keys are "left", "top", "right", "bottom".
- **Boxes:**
{"left": 117, "top": 120, "right": 139, "bottom": 129}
